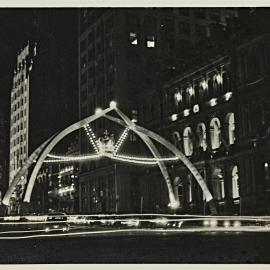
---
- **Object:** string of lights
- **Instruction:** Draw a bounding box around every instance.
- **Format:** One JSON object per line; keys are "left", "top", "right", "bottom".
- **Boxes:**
{"left": 83, "top": 124, "right": 99, "bottom": 153}
{"left": 113, "top": 127, "right": 130, "bottom": 155}
{"left": 45, "top": 152, "right": 179, "bottom": 164}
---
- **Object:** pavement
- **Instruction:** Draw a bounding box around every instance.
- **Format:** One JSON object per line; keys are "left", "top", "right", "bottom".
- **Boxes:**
{"left": 0, "top": 230, "right": 269, "bottom": 263}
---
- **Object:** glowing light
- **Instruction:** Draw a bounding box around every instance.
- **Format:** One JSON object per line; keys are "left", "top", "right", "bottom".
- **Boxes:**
{"left": 224, "top": 92, "right": 233, "bottom": 101}
{"left": 115, "top": 154, "right": 178, "bottom": 163}
{"left": 183, "top": 109, "right": 190, "bottom": 117}
{"left": 171, "top": 114, "right": 178, "bottom": 121}
{"left": 223, "top": 220, "right": 230, "bottom": 228}
{"left": 83, "top": 124, "right": 99, "bottom": 153}
{"left": 58, "top": 186, "right": 75, "bottom": 194}
{"left": 174, "top": 92, "right": 182, "bottom": 102}
{"left": 209, "top": 98, "right": 218, "bottom": 107}
{"left": 265, "top": 162, "right": 269, "bottom": 168}
{"left": 233, "top": 221, "right": 241, "bottom": 227}
{"left": 201, "top": 80, "right": 208, "bottom": 90}
{"left": 109, "top": 100, "right": 117, "bottom": 109}
{"left": 187, "top": 86, "right": 195, "bottom": 96}
{"left": 168, "top": 201, "right": 180, "bottom": 209}
{"left": 59, "top": 166, "right": 74, "bottom": 174}
{"left": 113, "top": 127, "right": 130, "bottom": 155}
{"left": 193, "top": 104, "right": 199, "bottom": 113}
{"left": 203, "top": 220, "right": 210, "bottom": 226}
{"left": 95, "top": 108, "right": 103, "bottom": 115}
{"left": 216, "top": 73, "right": 223, "bottom": 84}
{"left": 210, "top": 219, "right": 218, "bottom": 227}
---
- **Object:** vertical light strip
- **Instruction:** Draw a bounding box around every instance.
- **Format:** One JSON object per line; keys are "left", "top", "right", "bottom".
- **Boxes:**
{"left": 113, "top": 127, "right": 130, "bottom": 155}
{"left": 83, "top": 124, "right": 99, "bottom": 153}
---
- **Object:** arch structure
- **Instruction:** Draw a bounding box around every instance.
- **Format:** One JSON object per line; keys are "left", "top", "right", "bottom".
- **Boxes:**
{"left": 3, "top": 105, "right": 217, "bottom": 214}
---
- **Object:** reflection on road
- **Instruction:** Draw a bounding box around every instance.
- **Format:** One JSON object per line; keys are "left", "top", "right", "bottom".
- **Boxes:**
{"left": 1, "top": 213, "right": 270, "bottom": 239}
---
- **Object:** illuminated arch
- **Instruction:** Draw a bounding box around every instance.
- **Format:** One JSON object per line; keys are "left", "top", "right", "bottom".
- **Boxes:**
{"left": 3, "top": 106, "right": 217, "bottom": 214}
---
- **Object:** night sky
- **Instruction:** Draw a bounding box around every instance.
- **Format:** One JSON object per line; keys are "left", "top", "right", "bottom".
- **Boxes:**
{"left": 0, "top": 8, "right": 78, "bottom": 129}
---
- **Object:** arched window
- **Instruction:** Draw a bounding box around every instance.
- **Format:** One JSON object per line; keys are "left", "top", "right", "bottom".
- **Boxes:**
{"left": 225, "top": 113, "right": 235, "bottom": 145}
{"left": 213, "top": 72, "right": 223, "bottom": 94}
{"left": 171, "top": 131, "right": 182, "bottom": 150}
{"left": 222, "top": 71, "right": 230, "bottom": 94}
{"left": 196, "top": 122, "right": 207, "bottom": 151}
{"left": 199, "top": 79, "right": 208, "bottom": 102}
{"left": 186, "top": 174, "right": 193, "bottom": 203}
{"left": 183, "top": 127, "right": 193, "bottom": 156}
{"left": 232, "top": 166, "right": 240, "bottom": 199}
{"left": 186, "top": 85, "right": 195, "bottom": 107}
{"left": 210, "top": 117, "right": 221, "bottom": 150}
{"left": 173, "top": 176, "right": 182, "bottom": 202}
{"left": 212, "top": 167, "right": 225, "bottom": 200}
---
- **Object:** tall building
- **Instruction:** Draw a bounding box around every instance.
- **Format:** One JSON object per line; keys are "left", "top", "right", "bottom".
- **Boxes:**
{"left": 6, "top": 10, "right": 78, "bottom": 211}
{"left": 9, "top": 43, "right": 36, "bottom": 185}
{"left": 78, "top": 8, "right": 238, "bottom": 214}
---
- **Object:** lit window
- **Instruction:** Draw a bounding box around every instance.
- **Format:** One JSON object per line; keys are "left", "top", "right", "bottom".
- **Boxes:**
{"left": 196, "top": 123, "right": 207, "bottom": 151}
{"left": 210, "top": 117, "right": 221, "bottom": 150}
{"left": 232, "top": 166, "right": 239, "bottom": 199}
{"left": 173, "top": 177, "right": 182, "bottom": 201}
{"left": 183, "top": 127, "right": 193, "bottom": 156}
{"left": 172, "top": 131, "right": 182, "bottom": 150}
{"left": 200, "top": 79, "right": 208, "bottom": 90}
{"left": 225, "top": 112, "right": 235, "bottom": 145}
{"left": 186, "top": 175, "right": 193, "bottom": 203}
{"left": 129, "top": 32, "right": 138, "bottom": 45}
{"left": 187, "top": 86, "right": 194, "bottom": 96}
{"left": 146, "top": 35, "right": 155, "bottom": 48}
{"left": 174, "top": 91, "right": 182, "bottom": 105}
{"left": 171, "top": 114, "right": 178, "bottom": 121}
{"left": 212, "top": 168, "right": 225, "bottom": 200}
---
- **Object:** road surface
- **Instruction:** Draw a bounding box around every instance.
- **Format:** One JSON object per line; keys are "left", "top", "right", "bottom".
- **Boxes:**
{"left": 0, "top": 231, "right": 269, "bottom": 263}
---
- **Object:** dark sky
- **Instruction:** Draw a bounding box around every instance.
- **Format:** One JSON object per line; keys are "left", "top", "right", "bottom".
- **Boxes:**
{"left": 0, "top": 8, "right": 78, "bottom": 132}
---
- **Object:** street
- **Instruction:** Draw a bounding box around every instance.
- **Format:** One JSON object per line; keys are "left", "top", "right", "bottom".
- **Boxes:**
{"left": 0, "top": 231, "right": 269, "bottom": 263}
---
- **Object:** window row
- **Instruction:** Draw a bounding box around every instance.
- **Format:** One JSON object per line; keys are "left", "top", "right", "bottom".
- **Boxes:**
{"left": 12, "top": 98, "right": 26, "bottom": 112}
{"left": 168, "top": 70, "right": 231, "bottom": 114}
{"left": 171, "top": 113, "right": 235, "bottom": 157}
{"left": 129, "top": 32, "right": 156, "bottom": 48}
{"left": 13, "top": 73, "right": 25, "bottom": 88}
{"left": 11, "top": 109, "right": 27, "bottom": 124}
{"left": 178, "top": 165, "right": 239, "bottom": 204}
{"left": 11, "top": 133, "right": 27, "bottom": 146}
{"left": 11, "top": 121, "right": 27, "bottom": 135}
{"left": 12, "top": 87, "right": 26, "bottom": 102}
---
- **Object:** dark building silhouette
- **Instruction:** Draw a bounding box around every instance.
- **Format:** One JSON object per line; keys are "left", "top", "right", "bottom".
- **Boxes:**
{"left": 78, "top": 8, "right": 238, "bottom": 214}
{"left": 1, "top": 9, "right": 78, "bottom": 212}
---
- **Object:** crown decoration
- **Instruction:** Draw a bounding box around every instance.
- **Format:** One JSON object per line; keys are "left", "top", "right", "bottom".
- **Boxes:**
{"left": 96, "top": 130, "right": 115, "bottom": 154}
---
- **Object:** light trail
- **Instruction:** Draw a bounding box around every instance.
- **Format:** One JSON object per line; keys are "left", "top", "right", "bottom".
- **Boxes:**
{"left": 1, "top": 227, "right": 270, "bottom": 240}
{"left": 0, "top": 229, "right": 45, "bottom": 235}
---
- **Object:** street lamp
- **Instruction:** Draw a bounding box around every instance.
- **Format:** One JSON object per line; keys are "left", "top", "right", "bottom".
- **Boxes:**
{"left": 95, "top": 108, "right": 103, "bottom": 115}
{"left": 109, "top": 100, "right": 117, "bottom": 109}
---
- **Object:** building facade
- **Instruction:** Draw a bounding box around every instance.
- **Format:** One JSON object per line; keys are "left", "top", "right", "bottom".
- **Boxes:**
{"left": 138, "top": 33, "right": 270, "bottom": 215}
{"left": 9, "top": 43, "right": 36, "bottom": 187}
{"left": 7, "top": 10, "right": 78, "bottom": 212}
{"left": 78, "top": 8, "right": 238, "bottom": 214}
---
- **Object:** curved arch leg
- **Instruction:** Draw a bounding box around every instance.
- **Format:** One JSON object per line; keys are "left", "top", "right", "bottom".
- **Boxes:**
{"left": 114, "top": 108, "right": 179, "bottom": 209}
{"left": 104, "top": 112, "right": 217, "bottom": 215}
{"left": 23, "top": 107, "right": 113, "bottom": 203}
{"left": 2, "top": 137, "right": 52, "bottom": 206}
